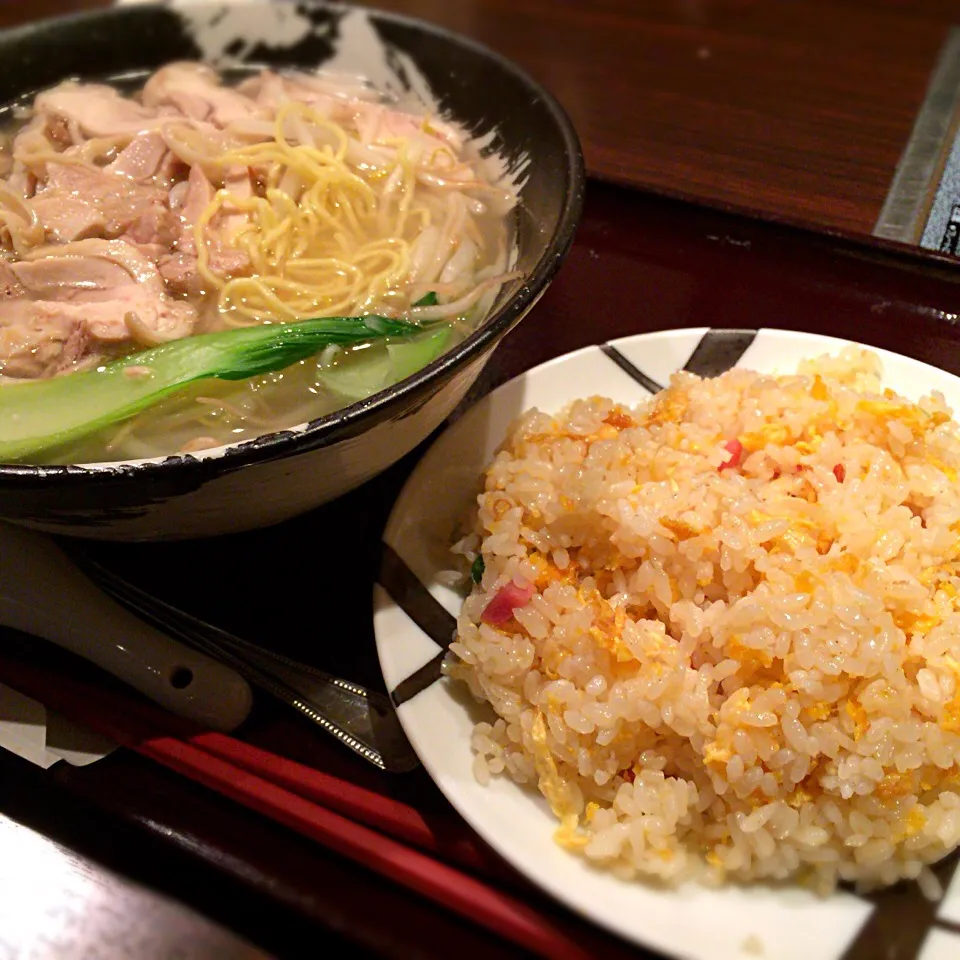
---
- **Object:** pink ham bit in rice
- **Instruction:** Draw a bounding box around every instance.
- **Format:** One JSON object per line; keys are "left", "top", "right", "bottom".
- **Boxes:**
{"left": 718, "top": 438, "right": 742, "bottom": 470}
{"left": 480, "top": 580, "right": 534, "bottom": 624}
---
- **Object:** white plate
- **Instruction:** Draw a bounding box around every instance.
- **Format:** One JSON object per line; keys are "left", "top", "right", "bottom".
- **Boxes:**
{"left": 373, "top": 328, "right": 960, "bottom": 960}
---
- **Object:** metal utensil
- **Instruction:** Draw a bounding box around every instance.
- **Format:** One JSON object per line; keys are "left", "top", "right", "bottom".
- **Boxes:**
{"left": 69, "top": 547, "right": 420, "bottom": 774}
{"left": 0, "top": 523, "right": 253, "bottom": 732}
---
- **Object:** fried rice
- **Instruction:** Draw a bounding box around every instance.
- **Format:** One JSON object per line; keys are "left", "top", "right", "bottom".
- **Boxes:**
{"left": 446, "top": 347, "right": 960, "bottom": 896}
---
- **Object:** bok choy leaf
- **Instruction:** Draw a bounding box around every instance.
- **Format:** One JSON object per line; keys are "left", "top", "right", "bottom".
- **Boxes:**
{"left": 0, "top": 314, "right": 425, "bottom": 462}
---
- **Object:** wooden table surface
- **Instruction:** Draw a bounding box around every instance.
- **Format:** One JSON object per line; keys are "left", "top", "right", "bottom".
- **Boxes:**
{"left": 366, "top": 0, "right": 959, "bottom": 238}
{"left": 4, "top": 2, "right": 960, "bottom": 959}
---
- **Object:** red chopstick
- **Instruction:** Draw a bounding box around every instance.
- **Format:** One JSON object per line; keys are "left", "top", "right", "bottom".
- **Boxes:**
{"left": 138, "top": 734, "right": 595, "bottom": 960}
{"left": 188, "top": 731, "right": 512, "bottom": 881}
{"left": 0, "top": 653, "right": 605, "bottom": 960}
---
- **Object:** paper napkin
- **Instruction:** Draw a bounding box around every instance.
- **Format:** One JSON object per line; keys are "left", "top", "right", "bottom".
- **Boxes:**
{"left": 0, "top": 683, "right": 115, "bottom": 768}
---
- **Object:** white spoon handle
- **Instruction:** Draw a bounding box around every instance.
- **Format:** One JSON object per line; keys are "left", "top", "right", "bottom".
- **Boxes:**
{"left": 0, "top": 523, "right": 252, "bottom": 732}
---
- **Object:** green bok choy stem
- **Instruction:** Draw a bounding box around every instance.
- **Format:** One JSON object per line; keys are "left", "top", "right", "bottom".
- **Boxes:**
{"left": 0, "top": 313, "right": 431, "bottom": 462}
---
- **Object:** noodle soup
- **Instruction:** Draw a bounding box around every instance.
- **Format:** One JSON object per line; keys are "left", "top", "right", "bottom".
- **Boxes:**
{"left": 0, "top": 63, "right": 519, "bottom": 463}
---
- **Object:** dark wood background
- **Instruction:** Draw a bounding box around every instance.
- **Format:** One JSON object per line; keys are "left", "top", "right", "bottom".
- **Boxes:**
{"left": 365, "top": 0, "right": 959, "bottom": 238}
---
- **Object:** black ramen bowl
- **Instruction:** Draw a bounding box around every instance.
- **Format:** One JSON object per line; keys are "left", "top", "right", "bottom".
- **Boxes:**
{"left": 0, "top": 0, "right": 583, "bottom": 540}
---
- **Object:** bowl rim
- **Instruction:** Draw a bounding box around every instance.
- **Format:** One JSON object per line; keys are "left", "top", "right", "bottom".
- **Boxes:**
{"left": 0, "top": 0, "right": 585, "bottom": 483}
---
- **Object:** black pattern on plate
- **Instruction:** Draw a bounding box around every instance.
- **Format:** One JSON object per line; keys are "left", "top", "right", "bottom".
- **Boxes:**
{"left": 599, "top": 328, "right": 758, "bottom": 396}
{"left": 598, "top": 343, "right": 664, "bottom": 394}
{"left": 378, "top": 543, "right": 457, "bottom": 705}
{"left": 841, "top": 851, "right": 960, "bottom": 960}
{"left": 682, "top": 329, "right": 757, "bottom": 377}
{"left": 391, "top": 651, "right": 448, "bottom": 707}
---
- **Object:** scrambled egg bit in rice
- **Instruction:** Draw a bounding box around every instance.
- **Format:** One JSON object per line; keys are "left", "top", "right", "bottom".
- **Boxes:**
{"left": 447, "top": 348, "right": 960, "bottom": 895}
